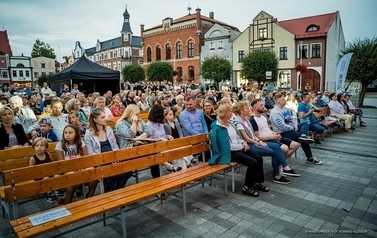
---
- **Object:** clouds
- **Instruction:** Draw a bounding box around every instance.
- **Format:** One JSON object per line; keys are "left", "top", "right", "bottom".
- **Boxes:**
{"left": 1, "top": 0, "right": 376, "bottom": 60}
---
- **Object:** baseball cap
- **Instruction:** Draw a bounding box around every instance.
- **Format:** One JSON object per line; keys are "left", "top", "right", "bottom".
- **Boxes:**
{"left": 39, "top": 118, "right": 53, "bottom": 127}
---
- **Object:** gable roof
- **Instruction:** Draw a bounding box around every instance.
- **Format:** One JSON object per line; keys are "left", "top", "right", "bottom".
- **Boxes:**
{"left": 0, "top": 31, "right": 12, "bottom": 56}
{"left": 277, "top": 12, "right": 338, "bottom": 39}
{"left": 145, "top": 14, "right": 239, "bottom": 32}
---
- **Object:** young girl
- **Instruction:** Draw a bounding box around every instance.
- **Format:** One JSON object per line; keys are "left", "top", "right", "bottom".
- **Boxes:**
{"left": 68, "top": 111, "right": 87, "bottom": 137}
{"left": 80, "top": 98, "right": 92, "bottom": 119}
{"left": 164, "top": 108, "right": 192, "bottom": 169}
{"left": 29, "top": 137, "right": 58, "bottom": 203}
{"left": 56, "top": 124, "right": 96, "bottom": 204}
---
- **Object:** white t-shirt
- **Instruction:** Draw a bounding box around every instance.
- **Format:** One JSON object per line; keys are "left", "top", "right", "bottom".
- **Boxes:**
{"left": 55, "top": 140, "right": 85, "bottom": 160}
{"left": 253, "top": 115, "right": 274, "bottom": 137}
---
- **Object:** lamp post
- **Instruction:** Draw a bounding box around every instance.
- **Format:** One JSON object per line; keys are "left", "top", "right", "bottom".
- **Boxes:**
{"left": 196, "top": 29, "right": 202, "bottom": 84}
{"left": 299, "top": 41, "right": 303, "bottom": 90}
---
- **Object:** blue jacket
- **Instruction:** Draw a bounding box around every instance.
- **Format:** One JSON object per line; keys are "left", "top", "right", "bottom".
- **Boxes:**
{"left": 208, "top": 120, "right": 232, "bottom": 165}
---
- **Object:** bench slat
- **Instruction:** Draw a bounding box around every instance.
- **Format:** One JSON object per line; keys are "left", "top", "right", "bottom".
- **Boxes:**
{"left": 11, "top": 163, "right": 229, "bottom": 237}
{"left": 2, "top": 134, "right": 208, "bottom": 185}
{"left": 1, "top": 143, "right": 207, "bottom": 201}
{"left": 0, "top": 144, "right": 57, "bottom": 162}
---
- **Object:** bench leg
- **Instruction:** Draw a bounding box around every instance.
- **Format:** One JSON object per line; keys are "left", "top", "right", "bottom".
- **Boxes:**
{"left": 12, "top": 202, "right": 18, "bottom": 219}
{"left": 119, "top": 207, "right": 128, "bottom": 238}
{"left": 209, "top": 174, "right": 213, "bottom": 186}
{"left": 201, "top": 178, "right": 204, "bottom": 187}
{"left": 99, "top": 179, "right": 107, "bottom": 227}
{"left": 223, "top": 170, "right": 228, "bottom": 196}
{"left": 134, "top": 170, "right": 139, "bottom": 183}
{"left": 231, "top": 166, "right": 235, "bottom": 193}
{"left": 181, "top": 186, "right": 187, "bottom": 216}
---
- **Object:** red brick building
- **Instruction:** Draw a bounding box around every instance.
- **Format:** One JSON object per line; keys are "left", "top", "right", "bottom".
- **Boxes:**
{"left": 141, "top": 8, "right": 238, "bottom": 84}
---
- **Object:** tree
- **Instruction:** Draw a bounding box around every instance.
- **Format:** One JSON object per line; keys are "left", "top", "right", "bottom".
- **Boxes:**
{"left": 146, "top": 61, "right": 173, "bottom": 82}
{"left": 201, "top": 56, "right": 232, "bottom": 86}
{"left": 339, "top": 37, "right": 377, "bottom": 107}
{"left": 37, "top": 74, "right": 49, "bottom": 87}
{"left": 31, "top": 39, "right": 56, "bottom": 59}
{"left": 122, "top": 64, "right": 145, "bottom": 83}
{"left": 241, "top": 51, "right": 279, "bottom": 83}
{"left": 62, "top": 56, "right": 69, "bottom": 63}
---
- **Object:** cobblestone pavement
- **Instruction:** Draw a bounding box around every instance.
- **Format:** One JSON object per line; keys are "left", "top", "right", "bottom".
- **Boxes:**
{"left": 1, "top": 109, "right": 376, "bottom": 238}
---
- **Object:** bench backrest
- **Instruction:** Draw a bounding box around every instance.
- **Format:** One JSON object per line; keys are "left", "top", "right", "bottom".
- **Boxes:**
{"left": 0, "top": 142, "right": 58, "bottom": 173}
{"left": 0, "top": 134, "right": 208, "bottom": 202}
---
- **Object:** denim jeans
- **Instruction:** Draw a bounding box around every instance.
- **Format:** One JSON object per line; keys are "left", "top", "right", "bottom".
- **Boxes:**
{"left": 280, "top": 122, "right": 313, "bottom": 159}
{"left": 265, "top": 140, "right": 288, "bottom": 175}
{"left": 309, "top": 122, "right": 329, "bottom": 134}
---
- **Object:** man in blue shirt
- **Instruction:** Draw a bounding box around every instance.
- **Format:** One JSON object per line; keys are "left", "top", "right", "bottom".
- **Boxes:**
{"left": 23, "top": 85, "right": 33, "bottom": 97}
{"left": 298, "top": 92, "right": 329, "bottom": 145}
{"left": 179, "top": 96, "right": 208, "bottom": 136}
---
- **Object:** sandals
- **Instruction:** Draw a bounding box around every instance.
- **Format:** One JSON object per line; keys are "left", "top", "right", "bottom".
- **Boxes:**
{"left": 253, "top": 183, "right": 269, "bottom": 192}
{"left": 242, "top": 186, "right": 259, "bottom": 197}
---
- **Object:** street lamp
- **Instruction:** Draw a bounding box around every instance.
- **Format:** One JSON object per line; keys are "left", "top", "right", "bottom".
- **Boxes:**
{"left": 299, "top": 41, "right": 303, "bottom": 90}
{"left": 197, "top": 29, "right": 202, "bottom": 84}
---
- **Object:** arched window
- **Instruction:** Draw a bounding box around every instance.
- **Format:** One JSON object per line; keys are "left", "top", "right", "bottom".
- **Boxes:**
{"left": 147, "top": 47, "right": 152, "bottom": 62}
{"left": 188, "top": 40, "right": 194, "bottom": 58}
{"left": 188, "top": 66, "right": 194, "bottom": 79}
{"left": 177, "top": 67, "right": 182, "bottom": 78}
{"left": 17, "top": 63, "right": 25, "bottom": 68}
{"left": 306, "top": 24, "right": 319, "bottom": 32}
{"left": 166, "top": 43, "right": 171, "bottom": 60}
{"left": 176, "top": 41, "right": 182, "bottom": 59}
{"left": 156, "top": 45, "right": 161, "bottom": 61}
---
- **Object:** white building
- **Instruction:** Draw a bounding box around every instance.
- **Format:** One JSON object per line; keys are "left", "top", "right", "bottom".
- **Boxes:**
{"left": 9, "top": 55, "right": 33, "bottom": 87}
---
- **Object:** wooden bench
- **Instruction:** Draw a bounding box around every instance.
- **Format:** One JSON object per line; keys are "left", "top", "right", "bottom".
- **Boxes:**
{"left": 0, "top": 134, "right": 232, "bottom": 238}
{"left": 0, "top": 143, "right": 58, "bottom": 221}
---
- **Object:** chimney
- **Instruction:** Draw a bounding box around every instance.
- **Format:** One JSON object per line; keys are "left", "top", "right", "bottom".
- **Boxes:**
{"left": 209, "top": 11, "right": 214, "bottom": 19}
{"left": 140, "top": 23, "right": 145, "bottom": 44}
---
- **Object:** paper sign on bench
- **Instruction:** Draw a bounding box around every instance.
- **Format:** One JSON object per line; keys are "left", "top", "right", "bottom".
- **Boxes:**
{"left": 28, "top": 207, "right": 72, "bottom": 226}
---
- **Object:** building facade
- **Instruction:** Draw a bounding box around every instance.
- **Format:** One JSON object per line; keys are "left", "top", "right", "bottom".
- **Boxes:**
{"left": 90, "top": 7, "right": 143, "bottom": 78}
{"left": 142, "top": 8, "right": 238, "bottom": 84}
{"left": 9, "top": 55, "right": 33, "bottom": 87}
{"left": 0, "top": 30, "right": 12, "bottom": 86}
{"left": 201, "top": 23, "right": 240, "bottom": 85}
{"left": 233, "top": 11, "right": 344, "bottom": 91}
{"left": 31, "top": 56, "right": 55, "bottom": 80}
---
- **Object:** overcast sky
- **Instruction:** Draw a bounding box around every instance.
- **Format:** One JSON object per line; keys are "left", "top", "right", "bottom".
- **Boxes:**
{"left": 1, "top": 0, "right": 376, "bottom": 61}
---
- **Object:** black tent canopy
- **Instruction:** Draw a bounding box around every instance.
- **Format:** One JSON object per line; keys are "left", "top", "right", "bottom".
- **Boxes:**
{"left": 49, "top": 57, "right": 120, "bottom": 96}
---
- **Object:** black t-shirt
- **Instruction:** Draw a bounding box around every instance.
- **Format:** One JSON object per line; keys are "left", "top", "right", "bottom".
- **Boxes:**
{"left": 100, "top": 139, "right": 112, "bottom": 153}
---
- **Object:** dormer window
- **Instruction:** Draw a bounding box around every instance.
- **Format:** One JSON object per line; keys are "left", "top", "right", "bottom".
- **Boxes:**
{"left": 306, "top": 24, "right": 319, "bottom": 32}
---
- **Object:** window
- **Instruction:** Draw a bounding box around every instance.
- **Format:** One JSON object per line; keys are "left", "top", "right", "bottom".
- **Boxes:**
{"left": 176, "top": 41, "right": 182, "bottom": 59}
{"left": 218, "top": 40, "right": 223, "bottom": 49}
{"left": 12, "top": 70, "right": 17, "bottom": 77}
{"left": 311, "top": 43, "right": 321, "bottom": 58}
{"left": 25, "top": 71, "right": 30, "bottom": 77}
{"left": 177, "top": 67, "right": 182, "bottom": 78}
{"left": 166, "top": 43, "right": 171, "bottom": 60}
{"left": 147, "top": 47, "right": 152, "bottom": 62}
{"left": 263, "top": 48, "right": 270, "bottom": 52}
{"left": 156, "top": 45, "right": 161, "bottom": 60}
{"left": 188, "top": 40, "right": 194, "bottom": 58}
{"left": 279, "top": 46, "right": 288, "bottom": 60}
{"left": 298, "top": 44, "right": 308, "bottom": 59}
{"left": 19, "top": 70, "right": 24, "bottom": 77}
{"left": 259, "top": 28, "right": 267, "bottom": 39}
{"left": 210, "top": 42, "right": 215, "bottom": 50}
{"left": 34, "top": 72, "right": 39, "bottom": 78}
{"left": 188, "top": 66, "right": 194, "bottom": 79}
{"left": 306, "top": 25, "right": 319, "bottom": 32}
{"left": 1, "top": 70, "right": 8, "bottom": 78}
{"left": 41, "top": 63, "right": 46, "bottom": 68}
{"left": 238, "top": 50, "right": 245, "bottom": 62}
{"left": 42, "top": 72, "right": 46, "bottom": 76}
{"left": 16, "top": 63, "right": 25, "bottom": 68}
{"left": 278, "top": 71, "right": 291, "bottom": 88}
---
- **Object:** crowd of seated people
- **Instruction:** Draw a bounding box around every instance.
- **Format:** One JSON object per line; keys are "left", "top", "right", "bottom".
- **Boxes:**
{"left": 0, "top": 81, "right": 369, "bottom": 203}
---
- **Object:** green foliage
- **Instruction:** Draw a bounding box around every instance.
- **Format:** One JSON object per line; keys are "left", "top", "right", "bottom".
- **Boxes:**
{"left": 122, "top": 64, "right": 145, "bottom": 83}
{"left": 31, "top": 39, "right": 56, "bottom": 59}
{"left": 241, "top": 51, "right": 279, "bottom": 83}
{"left": 201, "top": 56, "right": 232, "bottom": 83}
{"left": 37, "top": 74, "right": 49, "bottom": 87}
{"left": 340, "top": 37, "right": 377, "bottom": 106}
{"left": 146, "top": 61, "right": 173, "bottom": 82}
